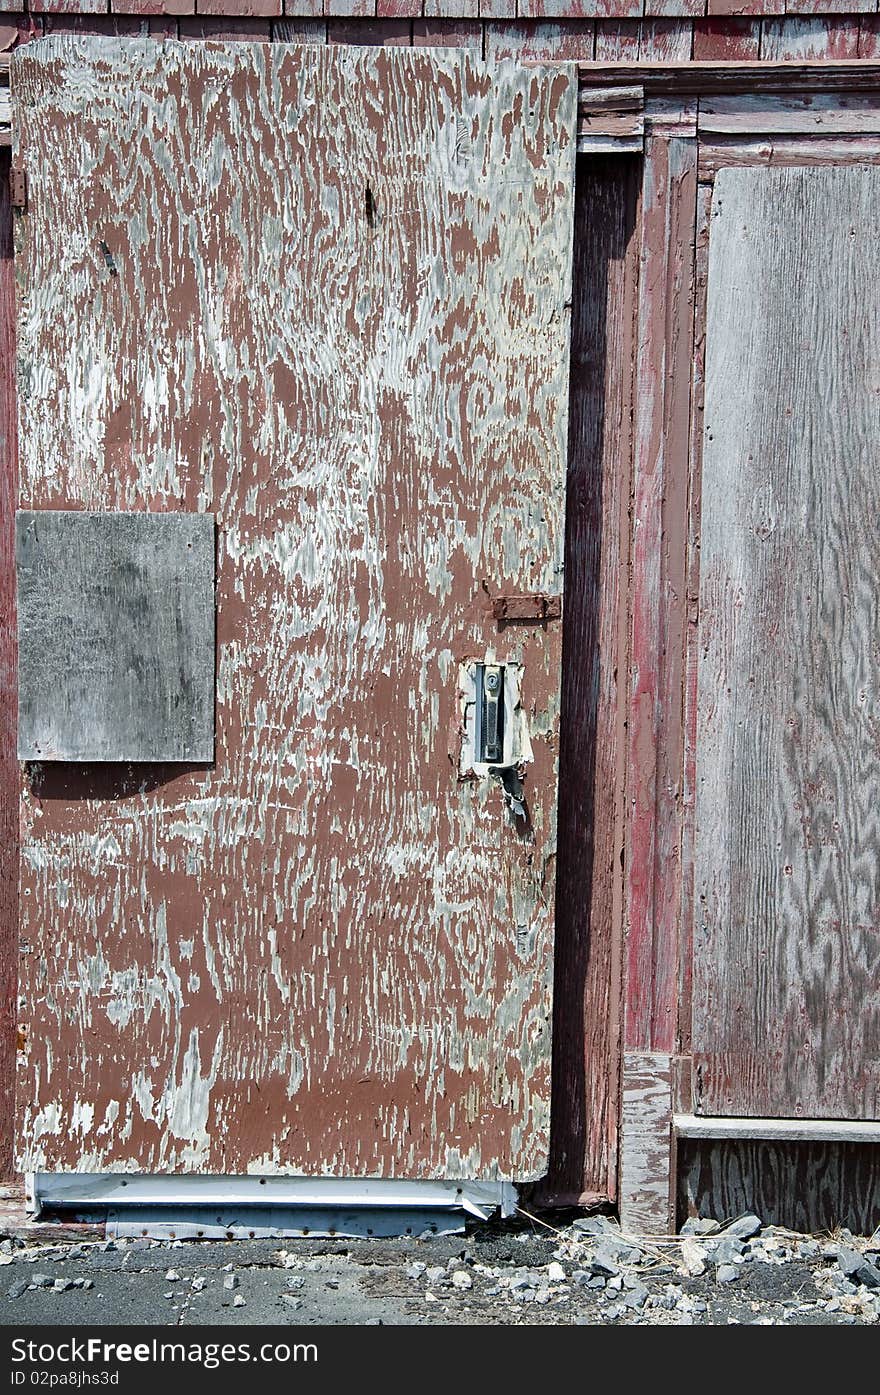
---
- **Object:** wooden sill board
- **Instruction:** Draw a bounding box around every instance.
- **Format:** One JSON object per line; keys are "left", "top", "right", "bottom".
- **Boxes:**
{"left": 675, "top": 1115, "right": 880, "bottom": 1144}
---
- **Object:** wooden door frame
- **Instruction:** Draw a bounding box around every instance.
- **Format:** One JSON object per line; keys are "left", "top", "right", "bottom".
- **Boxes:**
{"left": 592, "top": 63, "right": 880, "bottom": 1233}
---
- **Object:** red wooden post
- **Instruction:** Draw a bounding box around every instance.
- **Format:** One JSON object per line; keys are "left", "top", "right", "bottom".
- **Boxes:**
{"left": 620, "top": 130, "right": 696, "bottom": 1235}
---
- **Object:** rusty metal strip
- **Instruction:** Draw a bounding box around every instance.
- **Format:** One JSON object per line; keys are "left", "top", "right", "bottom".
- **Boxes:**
{"left": 8, "top": 167, "right": 24, "bottom": 211}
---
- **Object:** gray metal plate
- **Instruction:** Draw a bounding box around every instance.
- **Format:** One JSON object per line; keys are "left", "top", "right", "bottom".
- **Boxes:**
{"left": 16, "top": 510, "right": 214, "bottom": 762}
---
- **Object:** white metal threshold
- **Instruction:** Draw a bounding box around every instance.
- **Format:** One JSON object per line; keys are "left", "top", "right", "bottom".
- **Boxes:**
{"left": 29, "top": 1174, "right": 519, "bottom": 1240}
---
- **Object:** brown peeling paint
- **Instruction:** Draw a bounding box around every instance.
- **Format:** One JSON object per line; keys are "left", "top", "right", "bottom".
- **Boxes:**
{"left": 12, "top": 38, "right": 577, "bottom": 1179}
{"left": 0, "top": 147, "right": 17, "bottom": 1182}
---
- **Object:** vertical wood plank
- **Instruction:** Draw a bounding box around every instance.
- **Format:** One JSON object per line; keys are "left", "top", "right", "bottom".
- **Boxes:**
{"left": 621, "top": 133, "right": 696, "bottom": 1233}
{"left": 694, "top": 166, "right": 880, "bottom": 1120}
{"left": 280, "top": 0, "right": 325, "bottom": 17}
{"left": 626, "top": 135, "right": 696, "bottom": 1059}
{"left": 620, "top": 1051, "right": 674, "bottom": 1236}
{"left": 678, "top": 178, "right": 712, "bottom": 1102}
{"left": 546, "top": 156, "right": 639, "bottom": 1207}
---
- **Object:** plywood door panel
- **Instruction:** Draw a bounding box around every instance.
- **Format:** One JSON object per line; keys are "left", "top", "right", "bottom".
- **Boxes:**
{"left": 693, "top": 165, "right": 880, "bottom": 1119}
{"left": 13, "top": 38, "right": 577, "bottom": 1177}
{"left": 0, "top": 146, "right": 17, "bottom": 1182}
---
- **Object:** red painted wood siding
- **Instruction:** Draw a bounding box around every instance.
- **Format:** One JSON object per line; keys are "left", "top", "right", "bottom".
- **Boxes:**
{"left": 1, "top": 9, "right": 880, "bottom": 59}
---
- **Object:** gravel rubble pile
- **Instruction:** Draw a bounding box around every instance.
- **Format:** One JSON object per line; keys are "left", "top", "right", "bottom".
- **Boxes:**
{"left": 0, "top": 1213, "right": 877, "bottom": 1326}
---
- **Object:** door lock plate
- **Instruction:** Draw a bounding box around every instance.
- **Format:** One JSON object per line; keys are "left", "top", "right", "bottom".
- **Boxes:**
{"left": 476, "top": 663, "right": 504, "bottom": 764}
{"left": 459, "top": 659, "right": 533, "bottom": 778}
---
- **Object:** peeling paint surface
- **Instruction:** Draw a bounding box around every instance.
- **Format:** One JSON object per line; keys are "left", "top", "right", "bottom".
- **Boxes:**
{"left": 12, "top": 38, "right": 576, "bottom": 1178}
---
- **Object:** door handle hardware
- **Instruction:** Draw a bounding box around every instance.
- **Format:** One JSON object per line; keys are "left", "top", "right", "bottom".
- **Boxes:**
{"left": 458, "top": 658, "right": 533, "bottom": 784}
{"left": 476, "top": 663, "right": 505, "bottom": 764}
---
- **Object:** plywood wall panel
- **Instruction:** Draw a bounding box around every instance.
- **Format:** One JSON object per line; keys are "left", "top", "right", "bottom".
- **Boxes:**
{"left": 679, "top": 1139, "right": 880, "bottom": 1233}
{"left": 694, "top": 165, "right": 880, "bottom": 1120}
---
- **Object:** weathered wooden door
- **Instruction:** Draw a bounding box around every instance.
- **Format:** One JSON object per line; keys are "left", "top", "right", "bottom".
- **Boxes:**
{"left": 693, "top": 164, "right": 880, "bottom": 1119}
{"left": 13, "top": 38, "right": 576, "bottom": 1178}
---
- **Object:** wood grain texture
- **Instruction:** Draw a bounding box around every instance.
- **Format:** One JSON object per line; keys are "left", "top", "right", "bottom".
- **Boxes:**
{"left": 859, "top": 16, "right": 880, "bottom": 60}
{"left": 421, "top": 0, "right": 474, "bottom": 18}
{"left": 484, "top": 21, "right": 597, "bottom": 61}
{"left": 644, "top": 96, "right": 698, "bottom": 137}
{"left": 786, "top": 0, "right": 877, "bottom": 13}
{"left": 644, "top": 0, "right": 704, "bottom": 17}
{"left": 0, "top": 145, "right": 17, "bottom": 1181}
{"left": 698, "top": 133, "right": 880, "bottom": 177}
{"left": 576, "top": 63, "right": 880, "bottom": 95}
{"left": 619, "top": 1051, "right": 674, "bottom": 1234}
{"left": 625, "top": 134, "right": 696, "bottom": 1058}
{"left": 326, "top": 18, "right": 412, "bottom": 42}
{"left": 16, "top": 511, "right": 215, "bottom": 763}
{"left": 694, "top": 166, "right": 880, "bottom": 1119}
{"left": 620, "top": 133, "right": 695, "bottom": 1232}
{"left": 594, "top": 20, "right": 641, "bottom": 61}
{"left": 679, "top": 1139, "right": 880, "bottom": 1234}
{"left": 702, "top": 0, "right": 797, "bottom": 11}
{"left": 515, "top": 2, "right": 639, "bottom": 16}
{"left": 412, "top": 19, "right": 483, "bottom": 48}
{"left": 678, "top": 179, "right": 712, "bottom": 1080}
{"left": 759, "top": 17, "right": 861, "bottom": 60}
{"left": 698, "top": 92, "right": 880, "bottom": 135}
{"left": 271, "top": 19, "right": 327, "bottom": 39}
{"left": 692, "top": 18, "right": 762, "bottom": 61}
{"left": 546, "top": 157, "right": 638, "bottom": 1206}
{"left": 12, "top": 38, "right": 577, "bottom": 1178}
{"left": 676, "top": 1114, "right": 880, "bottom": 1141}
{"left": 638, "top": 18, "right": 694, "bottom": 60}
{"left": 178, "top": 17, "right": 272, "bottom": 38}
